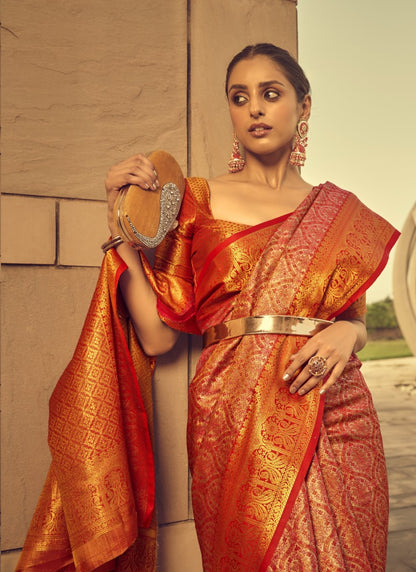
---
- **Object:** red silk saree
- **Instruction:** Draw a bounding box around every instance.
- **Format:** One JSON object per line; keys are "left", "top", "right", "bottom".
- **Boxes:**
{"left": 17, "top": 177, "right": 398, "bottom": 571}
{"left": 146, "top": 178, "right": 399, "bottom": 571}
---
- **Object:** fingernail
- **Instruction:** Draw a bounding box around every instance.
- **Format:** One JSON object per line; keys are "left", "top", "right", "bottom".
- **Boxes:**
{"left": 289, "top": 386, "right": 296, "bottom": 394}
{"left": 152, "top": 183, "right": 157, "bottom": 190}
{"left": 155, "top": 179, "right": 160, "bottom": 187}
{"left": 298, "top": 389, "right": 305, "bottom": 396}
{"left": 319, "top": 388, "right": 326, "bottom": 395}
{"left": 283, "top": 373, "right": 290, "bottom": 381}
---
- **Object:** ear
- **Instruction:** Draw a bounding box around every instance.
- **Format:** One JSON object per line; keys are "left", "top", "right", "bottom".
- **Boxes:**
{"left": 299, "top": 94, "right": 311, "bottom": 121}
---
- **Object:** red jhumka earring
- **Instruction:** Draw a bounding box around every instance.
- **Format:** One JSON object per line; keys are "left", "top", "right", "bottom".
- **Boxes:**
{"left": 228, "top": 133, "right": 246, "bottom": 173}
{"left": 289, "top": 119, "right": 309, "bottom": 167}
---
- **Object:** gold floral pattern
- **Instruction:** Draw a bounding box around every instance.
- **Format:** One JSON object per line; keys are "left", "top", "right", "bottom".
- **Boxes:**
{"left": 18, "top": 178, "right": 398, "bottom": 572}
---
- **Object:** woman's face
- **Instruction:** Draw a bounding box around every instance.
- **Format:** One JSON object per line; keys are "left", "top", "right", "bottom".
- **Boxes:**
{"left": 227, "top": 55, "right": 310, "bottom": 161}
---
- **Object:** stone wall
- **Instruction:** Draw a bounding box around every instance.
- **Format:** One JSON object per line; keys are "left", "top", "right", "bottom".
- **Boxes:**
{"left": 1, "top": 1, "right": 298, "bottom": 569}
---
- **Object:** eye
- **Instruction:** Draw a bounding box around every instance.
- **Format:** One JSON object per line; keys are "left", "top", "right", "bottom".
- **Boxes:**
{"left": 231, "top": 93, "right": 248, "bottom": 106}
{"left": 264, "top": 89, "right": 280, "bottom": 101}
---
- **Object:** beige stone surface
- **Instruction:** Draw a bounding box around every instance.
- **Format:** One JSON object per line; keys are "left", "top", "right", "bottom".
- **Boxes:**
{"left": 59, "top": 199, "right": 109, "bottom": 266}
{"left": 1, "top": 195, "right": 56, "bottom": 264}
{"left": 2, "top": 0, "right": 188, "bottom": 200}
{"left": 1, "top": 265, "right": 99, "bottom": 547}
{"left": 189, "top": 0, "right": 298, "bottom": 178}
{"left": 1, "top": 551, "right": 20, "bottom": 572}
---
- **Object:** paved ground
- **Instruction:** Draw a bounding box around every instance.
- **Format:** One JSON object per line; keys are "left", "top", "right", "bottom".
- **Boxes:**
{"left": 363, "top": 356, "right": 416, "bottom": 572}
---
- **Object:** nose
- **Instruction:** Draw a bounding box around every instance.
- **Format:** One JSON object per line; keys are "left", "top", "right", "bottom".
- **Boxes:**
{"left": 249, "top": 95, "right": 264, "bottom": 118}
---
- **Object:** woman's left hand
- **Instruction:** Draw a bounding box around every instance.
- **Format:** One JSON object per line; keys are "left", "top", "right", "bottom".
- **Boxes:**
{"left": 282, "top": 319, "right": 366, "bottom": 396}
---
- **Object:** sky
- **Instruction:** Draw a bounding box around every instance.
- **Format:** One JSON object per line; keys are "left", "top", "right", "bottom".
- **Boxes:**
{"left": 297, "top": 0, "right": 415, "bottom": 302}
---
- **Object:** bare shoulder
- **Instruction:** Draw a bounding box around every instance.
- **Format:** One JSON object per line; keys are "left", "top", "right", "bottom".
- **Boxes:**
{"left": 206, "top": 172, "right": 315, "bottom": 225}
{"left": 206, "top": 173, "right": 250, "bottom": 222}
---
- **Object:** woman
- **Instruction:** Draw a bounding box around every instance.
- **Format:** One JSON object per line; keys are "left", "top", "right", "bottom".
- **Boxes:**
{"left": 18, "top": 44, "right": 398, "bottom": 571}
{"left": 104, "top": 44, "right": 398, "bottom": 570}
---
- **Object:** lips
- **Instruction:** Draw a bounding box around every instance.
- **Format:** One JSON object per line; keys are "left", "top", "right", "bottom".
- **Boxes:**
{"left": 248, "top": 123, "right": 272, "bottom": 136}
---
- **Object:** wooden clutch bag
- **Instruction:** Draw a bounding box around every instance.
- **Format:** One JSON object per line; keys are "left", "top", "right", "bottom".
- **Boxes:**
{"left": 113, "top": 150, "right": 185, "bottom": 248}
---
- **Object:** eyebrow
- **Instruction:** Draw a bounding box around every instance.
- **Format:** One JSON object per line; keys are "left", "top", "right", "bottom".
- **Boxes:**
{"left": 228, "top": 80, "right": 286, "bottom": 92}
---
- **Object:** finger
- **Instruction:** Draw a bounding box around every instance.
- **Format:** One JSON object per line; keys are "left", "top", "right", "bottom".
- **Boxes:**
{"left": 290, "top": 355, "right": 348, "bottom": 396}
{"left": 319, "top": 362, "right": 346, "bottom": 394}
{"left": 288, "top": 367, "right": 325, "bottom": 395}
{"left": 106, "top": 155, "right": 159, "bottom": 193}
{"left": 282, "top": 349, "right": 316, "bottom": 382}
{"left": 106, "top": 169, "right": 154, "bottom": 195}
{"left": 121, "top": 153, "right": 154, "bottom": 172}
{"left": 123, "top": 172, "right": 157, "bottom": 191}
{"left": 288, "top": 356, "right": 331, "bottom": 395}
{"left": 128, "top": 155, "right": 159, "bottom": 187}
{"left": 119, "top": 160, "right": 158, "bottom": 190}
{"left": 294, "top": 375, "right": 324, "bottom": 396}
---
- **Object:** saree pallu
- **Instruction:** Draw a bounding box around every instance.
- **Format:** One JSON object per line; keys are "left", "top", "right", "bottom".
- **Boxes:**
{"left": 16, "top": 251, "right": 157, "bottom": 572}
{"left": 148, "top": 178, "right": 399, "bottom": 571}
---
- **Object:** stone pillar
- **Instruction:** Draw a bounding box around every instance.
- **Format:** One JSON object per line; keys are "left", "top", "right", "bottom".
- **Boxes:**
{"left": 393, "top": 204, "right": 416, "bottom": 356}
{"left": 1, "top": 1, "right": 298, "bottom": 570}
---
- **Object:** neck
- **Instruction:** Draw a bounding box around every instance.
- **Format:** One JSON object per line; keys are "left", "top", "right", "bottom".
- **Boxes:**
{"left": 242, "top": 150, "right": 302, "bottom": 191}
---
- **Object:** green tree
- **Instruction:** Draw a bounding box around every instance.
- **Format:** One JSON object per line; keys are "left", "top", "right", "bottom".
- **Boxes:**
{"left": 366, "top": 297, "right": 399, "bottom": 330}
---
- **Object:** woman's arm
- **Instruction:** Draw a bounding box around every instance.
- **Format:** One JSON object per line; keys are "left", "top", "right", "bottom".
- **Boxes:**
{"left": 282, "top": 316, "right": 367, "bottom": 396}
{"left": 340, "top": 317, "right": 367, "bottom": 353}
{"left": 105, "top": 154, "right": 180, "bottom": 356}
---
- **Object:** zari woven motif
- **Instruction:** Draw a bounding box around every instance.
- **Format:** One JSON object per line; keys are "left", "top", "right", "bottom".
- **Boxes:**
{"left": 143, "top": 178, "right": 398, "bottom": 571}
{"left": 18, "top": 177, "right": 398, "bottom": 571}
{"left": 16, "top": 251, "right": 157, "bottom": 572}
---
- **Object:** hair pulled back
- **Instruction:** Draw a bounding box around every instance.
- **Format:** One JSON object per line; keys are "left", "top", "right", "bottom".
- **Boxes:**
{"left": 225, "top": 43, "right": 310, "bottom": 102}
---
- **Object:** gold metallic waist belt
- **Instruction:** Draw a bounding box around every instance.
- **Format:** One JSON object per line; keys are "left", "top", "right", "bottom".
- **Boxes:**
{"left": 203, "top": 315, "right": 333, "bottom": 347}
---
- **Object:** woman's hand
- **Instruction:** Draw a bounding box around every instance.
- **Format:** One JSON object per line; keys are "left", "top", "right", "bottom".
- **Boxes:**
{"left": 105, "top": 153, "right": 159, "bottom": 235}
{"left": 282, "top": 318, "right": 367, "bottom": 396}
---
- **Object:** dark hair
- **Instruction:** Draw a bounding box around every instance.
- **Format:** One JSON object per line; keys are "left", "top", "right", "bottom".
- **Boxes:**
{"left": 225, "top": 43, "right": 310, "bottom": 102}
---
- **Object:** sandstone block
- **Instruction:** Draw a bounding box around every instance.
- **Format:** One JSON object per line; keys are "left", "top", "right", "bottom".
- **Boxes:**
{"left": 1, "top": 195, "right": 56, "bottom": 264}
{"left": 59, "top": 199, "right": 108, "bottom": 267}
